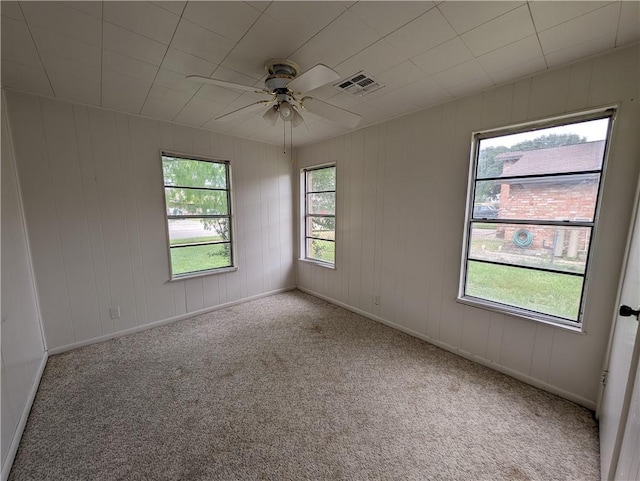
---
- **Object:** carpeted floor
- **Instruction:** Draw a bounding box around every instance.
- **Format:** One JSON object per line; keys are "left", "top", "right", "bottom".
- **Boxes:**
{"left": 9, "top": 290, "right": 599, "bottom": 480}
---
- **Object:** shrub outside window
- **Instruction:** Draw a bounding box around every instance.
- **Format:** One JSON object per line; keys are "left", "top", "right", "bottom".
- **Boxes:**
{"left": 161, "top": 152, "right": 235, "bottom": 279}
{"left": 459, "top": 109, "right": 615, "bottom": 328}
{"left": 302, "top": 165, "right": 336, "bottom": 266}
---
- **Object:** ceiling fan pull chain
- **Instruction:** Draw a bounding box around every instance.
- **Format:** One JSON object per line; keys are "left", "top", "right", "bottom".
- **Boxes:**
{"left": 283, "top": 120, "right": 286, "bottom": 155}
{"left": 290, "top": 121, "right": 293, "bottom": 164}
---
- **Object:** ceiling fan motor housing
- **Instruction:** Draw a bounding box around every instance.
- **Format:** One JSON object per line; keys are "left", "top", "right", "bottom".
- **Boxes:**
{"left": 264, "top": 59, "right": 300, "bottom": 94}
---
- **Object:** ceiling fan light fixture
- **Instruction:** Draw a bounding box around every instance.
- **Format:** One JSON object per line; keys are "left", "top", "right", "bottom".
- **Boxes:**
{"left": 278, "top": 101, "right": 293, "bottom": 121}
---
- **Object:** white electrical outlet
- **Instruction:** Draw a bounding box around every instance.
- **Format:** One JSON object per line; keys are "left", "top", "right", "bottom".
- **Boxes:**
{"left": 109, "top": 306, "right": 121, "bottom": 319}
{"left": 374, "top": 295, "right": 380, "bottom": 306}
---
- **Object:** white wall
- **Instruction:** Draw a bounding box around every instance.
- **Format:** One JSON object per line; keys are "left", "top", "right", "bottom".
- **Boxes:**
{"left": 1, "top": 93, "right": 46, "bottom": 476}
{"left": 4, "top": 90, "right": 295, "bottom": 352}
{"left": 296, "top": 44, "right": 640, "bottom": 409}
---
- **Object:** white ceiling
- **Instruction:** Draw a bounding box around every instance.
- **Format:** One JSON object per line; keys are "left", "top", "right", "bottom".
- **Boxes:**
{"left": 2, "top": 1, "right": 638, "bottom": 146}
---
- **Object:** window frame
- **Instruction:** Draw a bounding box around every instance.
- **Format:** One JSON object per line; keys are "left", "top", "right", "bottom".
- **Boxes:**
{"left": 161, "top": 151, "right": 237, "bottom": 280}
{"left": 458, "top": 107, "right": 617, "bottom": 330}
{"left": 300, "top": 163, "right": 337, "bottom": 268}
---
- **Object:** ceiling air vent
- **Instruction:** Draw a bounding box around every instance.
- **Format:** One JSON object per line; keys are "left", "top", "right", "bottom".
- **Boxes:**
{"left": 333, "top": 71, "right": 384, "bottom": 97}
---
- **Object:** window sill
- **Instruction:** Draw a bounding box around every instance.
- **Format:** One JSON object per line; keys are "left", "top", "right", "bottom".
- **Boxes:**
{"left": 298, "top": 258, "right": 336, "bottom": 270}
{"left": 170, "top": 266, "right": 238, "bottom": 281}
{"left": 456, "top": 295, "right": 584, "bottom": 333}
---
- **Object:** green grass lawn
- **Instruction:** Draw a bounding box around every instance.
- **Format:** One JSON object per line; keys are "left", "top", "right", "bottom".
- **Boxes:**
{"left": 466, "top": 260, "right": 582, "bottom": 320}
{"left": 171, "top": 243, "right": 231, "bottom": 276}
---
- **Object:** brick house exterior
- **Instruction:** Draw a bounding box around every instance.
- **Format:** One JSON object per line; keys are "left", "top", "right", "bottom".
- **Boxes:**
{"left": 495, "top": 141, "right": 605, "bottom": 258}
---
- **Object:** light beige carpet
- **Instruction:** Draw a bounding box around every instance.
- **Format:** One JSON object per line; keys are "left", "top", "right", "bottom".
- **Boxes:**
{"left": 10, "top": 290, "right": 599, "bottom": 480}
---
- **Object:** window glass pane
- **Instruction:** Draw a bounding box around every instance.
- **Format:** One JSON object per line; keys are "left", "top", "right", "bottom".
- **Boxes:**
{"left": 168, "top": 218, "right": 230, "bottom": 246}
{"left": 468, "top": 223, "right": 590, "bottom": 274}
{"left": 477, "top": 118, "right": 609, "bottom": 180}
{"left": 306, "top": 238, "right": 335, "bottom": 264}
{"left": 307, "top": 216, "right": 335, "bottom": 240}
{"left": 307, "top": 192, "right": 335, "bottom": 215}
{"left": 165, "top": 187, "right": 228, "bottom": 216}
{"left": 162, "top": 157, "right": 227, "bottom": 189}
{"left": 465, "top": 260, "right": 583, "bottom": 321}
{"left": 474, "top": 173, "right": 599, "bottom": 222}
{"left": 170, "top": 243, "right": 232, "bottom": 275}
{"left": 307, "top": 167, "right": 335, "bottom": 192}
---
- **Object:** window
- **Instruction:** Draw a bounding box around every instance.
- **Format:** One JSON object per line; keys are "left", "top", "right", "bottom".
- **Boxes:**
{"left": 302, "top": 164, "right": 336, "bottom": 266}
{"left": 459, "top": 109, "right": 615, "bottom": 327}
{"left": 161, "top": 152, "right": 235, "bottom": 279}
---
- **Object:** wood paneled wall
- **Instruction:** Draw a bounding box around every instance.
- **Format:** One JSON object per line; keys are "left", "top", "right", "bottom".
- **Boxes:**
{"left": 4, "top": 91, "right": 295, "bottom": 352}
{"left": 296, "top": 45, "right": 640, "bottom": 408}
{"left": 1, "top": 94, "right": 46, "bottom": 476}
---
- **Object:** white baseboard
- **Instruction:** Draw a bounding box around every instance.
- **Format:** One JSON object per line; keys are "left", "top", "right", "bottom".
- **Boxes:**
{"left": 48, "top": 286, "right": 297, "bottom": 355}
{"left": 1, "top": 353, "right": 48, "bottom": 481}
{"left": 297, "top": 286, "right": 596, "bottom": 411}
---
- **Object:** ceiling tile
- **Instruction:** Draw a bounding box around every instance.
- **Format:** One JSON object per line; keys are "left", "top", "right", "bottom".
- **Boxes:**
{"left": 19, "top": 1, "right": 101, "bottom": 46}
{"left": 385, "top": 8, "right": 457, "bottom": 59}
{"left": 219, "top": 44, "right": 269, "bottom": 80}
{"left": 1, "top": 60, "right": 53, "bottom": 96}
{"left": 162, "top": 48, "right": 217, "bottom": 77}
{"left": 30, "top": 25, "right": 101, "bottom": 68}
{"left": 538, "top": 3, "right": 619, "bottom": 54}
{"left": 40, "top": 53, "right": 101, "bottom": 105}
{"left": 375, "top": 60, "right": 425, "bottom": 91}
{"left": 170, "top": 18, "right": 236, "bottom": 65}
{"left": 245, "top": 2, "right": 270, "bottom": 13}
{"left": 617, "top": 1, "right": 640, "bottom": 47}
{"left": 59, "top": 1, "right": 102, "bottom": 18}
{"left": 1, "top": 16, "right": 41, "bottom": 68}
{"left": 335, "top": 39, "right": 407, "bottom": 78}
{"left": 364, "top": 90, "right": 417, "bottom": 118}
{"left": 151, "top": 1, "right": 186, "bottom": 16}
{"left": 102, "top": 70, "right": 151, "bottom": 114}
{"left": 529, "top": 1, "right": 615, "bottom": 32}
{"left": 1, "top": 1, "right": 23, "bottom": 21}
{"left": 544, "top": 34, "right": 616, "bottom": 69}
{"left": 197, "top": 84, "right": 242, "bottom": 105}
{"left": 437, "top": 1, "right": 524, "bottom": 34}
{"left": 154, "top": 68, "right": 203, "bottom": 95}
{"left": 103, "top": 22, "right": 168, "bottom": 66}
{"left": 395, "top": 76, "right": 454, "bottom": 110}
{"left": 103, "top": 50, "right": 159, "bottom": 83}
{"left": 103, "top": 2, "right": 180, "bottom": 45}
{"left": 141, "top": 84, "right": 192, "bottom": 121}
{"left": 488, "top": 55, "right": 547, "bottom": 84}
{"left": 182, "top": 1, "right": 261, "bottom": 42}
{"left": 461, "top": 5, "right": 535, "bottom": 56}
{"left": 236, "top": 14, "right": 311, "bottom": 61}
{"left": 477, "top": 35, "right": 543, "bottom": 74}
{"left": 264, "top": 1, "right": 347, "bottom": 40}
{"left": 445, "top": 73, "right": 494, "bottom": 98}
{"left": 430, "top": 59, "right": 491, "bottom": 91}
{"left": 410, "top": 37, "right": 474, "bottom": 76}
{"left": 289, "top": 10, "right": 381, "bottom": 72}
{"left": 349, "top": 1, "right": 435, "bottom": 37}
{"left": 174, "top": 96, "right": 226, "bottom": 127}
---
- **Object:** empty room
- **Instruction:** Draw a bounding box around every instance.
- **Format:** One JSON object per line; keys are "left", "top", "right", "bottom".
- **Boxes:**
{"left": 2, "top": 1, "right": 640, "bottom": 479}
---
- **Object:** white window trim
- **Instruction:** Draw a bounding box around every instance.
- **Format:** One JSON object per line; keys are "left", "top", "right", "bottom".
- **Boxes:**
{"left": 299, "top": 163, "right": 337, "bottom": 269}
{"left": 457, "top": 107, "right": 617, "bottom": 331}
{"left": 161, "top": 150, "right": 237, "bottom": 281}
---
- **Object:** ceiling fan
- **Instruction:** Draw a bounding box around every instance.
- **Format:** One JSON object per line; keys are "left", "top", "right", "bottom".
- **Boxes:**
{"left": 186, "top": 59, "right": 361, "bottom": 129}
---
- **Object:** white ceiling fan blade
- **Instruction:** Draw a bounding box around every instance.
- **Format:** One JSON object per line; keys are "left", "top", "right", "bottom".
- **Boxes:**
{"left": 287, "top": 64, "right": 340, "bottom": 94}
{"left": 186, "top": 75, "right": 265, "bottom": 93}
{"left": 301, "top": 97, "right": 361, "bottom": 129}
{"left": 215, "top": 100, "right": 272, "bottom": 122}
{"left": 263, "top": 105, "right": 279, "bottom": 126}
{"left": 291, "top": 105, "right": 304, "bottom": 128}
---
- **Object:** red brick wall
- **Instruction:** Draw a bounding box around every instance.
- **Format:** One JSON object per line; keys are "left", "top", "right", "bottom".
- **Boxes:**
{"left": 497, "top": 180, "right": 597, "bottom": 256}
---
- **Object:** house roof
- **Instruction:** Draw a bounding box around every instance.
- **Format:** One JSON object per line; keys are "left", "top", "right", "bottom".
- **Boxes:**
{"left": 497, "top": 140, "right": 606, "bottom": 178}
